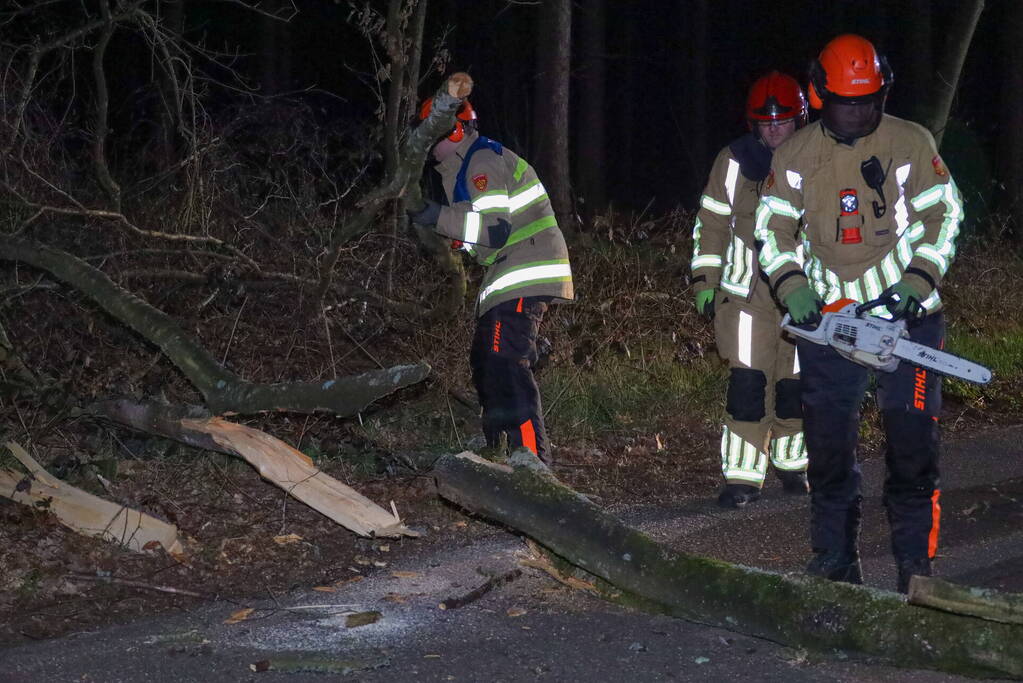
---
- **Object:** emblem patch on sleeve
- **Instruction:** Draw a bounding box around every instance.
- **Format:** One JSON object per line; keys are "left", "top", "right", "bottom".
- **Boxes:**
{"left": 931, "top": 155, "right": 948, "bottom": 177}
{"left": 472, "top": 174, "right": 489, "bottom": 191}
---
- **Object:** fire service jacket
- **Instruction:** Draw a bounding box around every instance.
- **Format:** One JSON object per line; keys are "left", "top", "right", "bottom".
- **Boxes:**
{"left": 433, "top": 131, "right": 574, "bottom": 317}
{"left": 755, "top": 115, "right": 963, "bottom": 313}
{"left": 690, "top": 135, "right": 771, "bottom": 300}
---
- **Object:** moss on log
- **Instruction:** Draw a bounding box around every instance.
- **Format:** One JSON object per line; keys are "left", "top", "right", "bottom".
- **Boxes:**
{"left": 909, "top": 575, "right": 1023, "bottom": 624}
{"left": 433, "top": 452, "right": 1023, "bottom": 679}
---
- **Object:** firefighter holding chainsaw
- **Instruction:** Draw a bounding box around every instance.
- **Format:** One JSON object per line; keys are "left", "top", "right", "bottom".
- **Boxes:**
{"left": 691, "top": 71, "right": 810, "bottom": 508}
{"left": 407, "top": 97, "right": 573, "bottom": 465}
{"left": 755, "top": 35, "right": 964, "bottom": 592}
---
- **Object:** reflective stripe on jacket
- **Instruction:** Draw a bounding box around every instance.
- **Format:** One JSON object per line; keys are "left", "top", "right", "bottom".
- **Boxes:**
{"left": 434, "top": 132, "right": 573, "bottom": 316}
{"left": 691, "top": 139, "right": 766, "bottom": 299}
{"left": 755, "top": 115, "right": 963, "bottom": 313}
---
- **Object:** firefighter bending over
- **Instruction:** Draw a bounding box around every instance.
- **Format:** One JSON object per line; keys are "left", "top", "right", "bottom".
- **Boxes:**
{"left": 755, "top": 35, "right": 963, "bottom": 592}
{"left": 691, "top": 71, "right": 810, "bottom": 508}
{"left": 407, "top": 96, "right": 573, "bottom": 465}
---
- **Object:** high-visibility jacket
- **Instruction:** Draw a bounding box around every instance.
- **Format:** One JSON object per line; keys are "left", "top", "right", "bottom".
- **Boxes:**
{"left": 755, "top": 115, "right": 963, "bottom": 311}
{"left": 691, "top": 134, "right": 773, "bottom": 300}
{"left": 433, "top": 131, "right": 573, "bottom": 316}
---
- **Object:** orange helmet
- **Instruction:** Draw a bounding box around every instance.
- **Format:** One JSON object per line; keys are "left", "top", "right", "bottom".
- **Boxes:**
{"left": 419, "top": 98, "right": 477, "bottom": 143}
{"left": 746, "top": 71, "right": 807, "bottom": 128}
{"left": 808, "top": 34, "right": 892, "bottom": 109}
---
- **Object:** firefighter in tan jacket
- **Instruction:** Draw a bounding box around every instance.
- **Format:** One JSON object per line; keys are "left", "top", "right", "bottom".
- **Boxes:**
{"left": 408, "top": 99, "right": 573, "bottom": 464}
{"left": 755, "top": 36, "right": 963, "bottom": 592}
{"left": 691, "top": 72, "right": 810, "bottom": 508}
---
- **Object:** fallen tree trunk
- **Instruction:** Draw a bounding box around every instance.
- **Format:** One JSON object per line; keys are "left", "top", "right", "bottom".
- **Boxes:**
{"left": 91, "top": 399, "right": 416, "bottom": 538}
{"left": 0, "top": 236, "right": 430, "bottom": 416}
{"left": 0, "top": 441, "right": 184, "bottom": 557}
{"left": 433, "top": 451, "right": 1023, "bottom": 679}
{"left": 909, "top": 575, "right": 1023, "bottom": 625}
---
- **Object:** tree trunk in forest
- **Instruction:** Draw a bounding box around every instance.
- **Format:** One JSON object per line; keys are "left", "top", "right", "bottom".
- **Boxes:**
{"left": 901, "top": 0, "right": 932, "bottom": 125}
{"left": 924, "top": 0, "right": 984, "bottom": 149}
{"left": 531, "top": 0, "right": 573, "bottom": 228}
{"left": 685, "top": 0, "right": 708, "bottom": 196}
{"left": 432, "top": 451, "right": 1023, "bottom": 679}
{"left": 383, "top": 0, "right": 409, "bottom": 296}
{"left": 156, "top": 0, "right": 185, "bottom": 164}
{"left": 0, "top": 236, "right": 430, "bottom": 416}
{"left": 575, "top": 0, "right": 606, "bottom": 218}
{"left": 91, "top": 400, "right": 416, "bottom": 538}
{"left": 618, "top": 11, "right": 636, "bottom": 207}
{"left": 258, "top": 3, "right": 291, "bottom": 95}
{"left": 998, "top": 0, "right": 1023, "bottom": 238}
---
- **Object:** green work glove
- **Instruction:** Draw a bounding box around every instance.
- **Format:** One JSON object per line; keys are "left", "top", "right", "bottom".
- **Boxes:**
{"left": 695, "top": 289, "right": 716, "bottom": 320}
{"left": 783, "top": 284, "right": 823, "bottom": 325}
{"left": 881, "top": 280, "right": 926, "bottom": 321}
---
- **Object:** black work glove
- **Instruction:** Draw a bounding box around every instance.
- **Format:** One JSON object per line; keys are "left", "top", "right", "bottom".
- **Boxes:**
{"left": 406, "top": 199, "right": 441, "bottom": 226}
{"left": 881, "top": 280, "right": 925, "bottom": 321}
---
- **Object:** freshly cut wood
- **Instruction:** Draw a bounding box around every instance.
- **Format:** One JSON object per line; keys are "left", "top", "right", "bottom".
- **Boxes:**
{"left": 0, "top": 442, "right": 183, "bottom": 556}
{"left": 909, "top": 575, "right": 1023, "bottom": 624}
{"left": 91, "top": 400, "right": 416, "bottom": 538}
{"left": 433, "top": 451, "right": 1023, "bottom": 679}
{"left": 187, "top": 417, "right": 416, "bottom": 538}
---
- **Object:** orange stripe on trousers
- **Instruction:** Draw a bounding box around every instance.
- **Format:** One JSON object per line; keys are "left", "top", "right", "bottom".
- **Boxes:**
{"left": 519, "top": 420, "right": 537, "bottom": 455}
{"left": 928, "top": 489, "right": 942, "bottom": 559}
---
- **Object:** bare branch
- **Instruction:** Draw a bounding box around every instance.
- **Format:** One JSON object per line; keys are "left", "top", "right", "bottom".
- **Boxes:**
{"left": 90, "top": 0, "right": 122, "bottom": 209}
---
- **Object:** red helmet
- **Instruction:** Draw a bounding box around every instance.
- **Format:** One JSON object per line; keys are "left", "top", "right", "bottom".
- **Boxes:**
{"left": 419, "top": 98, "right": 477, "bottom": 143}
{"left": 746, "top": 71, "right": 807, "bottom": 128}
{"left": 808, "top": 34, "right": 892, "bottom": 109}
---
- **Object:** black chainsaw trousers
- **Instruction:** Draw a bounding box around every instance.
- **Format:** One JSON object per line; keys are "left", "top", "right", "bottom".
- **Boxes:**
{"left": 469, "top": 297, "right": 549, "bottom": 462}
{"left": 796, "top": 311, "right": 944, "bottom": 564}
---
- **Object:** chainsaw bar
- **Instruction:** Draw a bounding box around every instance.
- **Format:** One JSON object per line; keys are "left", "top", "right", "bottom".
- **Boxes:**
{"left": 893, "top": 338, "right": 992, "bottom": 385}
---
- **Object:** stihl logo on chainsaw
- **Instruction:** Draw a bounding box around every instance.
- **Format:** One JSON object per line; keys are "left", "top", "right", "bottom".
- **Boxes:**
{"left": 781, "top": 297, "right": 992, "bottom": 385}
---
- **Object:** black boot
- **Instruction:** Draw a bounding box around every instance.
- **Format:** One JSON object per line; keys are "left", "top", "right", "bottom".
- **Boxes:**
{"left": 806, "top": 549, "right": 863, "bottom": 584}
{"left": 897, "top": 557, "right": 932, "bottom": 594}
{"left": 776, "top": 470, "right": 810, "bottom": 495}
{"left": 717, "top": 484, "right": 761, "bottom": 508}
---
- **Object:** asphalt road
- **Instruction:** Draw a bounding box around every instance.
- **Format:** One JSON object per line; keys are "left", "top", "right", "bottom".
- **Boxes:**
{"left": 3, "top": 425, "right": 1023, "bottom": 683}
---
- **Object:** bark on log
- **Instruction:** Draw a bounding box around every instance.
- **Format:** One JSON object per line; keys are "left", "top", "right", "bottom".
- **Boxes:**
{"left": 91, "top": 400, "right": 416, "bottom": 538}
{"left": 0, "top": 236, "right": 429, "bottom": 416}
{"left": 0, "top": 441, "right": 184, "bottom": 556}
{"left": 909, "top": 575, "right": 1023, "bottom": 625}
{"left": 433, "top": 452, "right": 1023, "bottom": 679}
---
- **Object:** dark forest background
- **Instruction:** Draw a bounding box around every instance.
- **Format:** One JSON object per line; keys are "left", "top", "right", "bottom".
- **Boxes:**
{"left": 140, "top": 0, "right": 1018, "bottom": 228}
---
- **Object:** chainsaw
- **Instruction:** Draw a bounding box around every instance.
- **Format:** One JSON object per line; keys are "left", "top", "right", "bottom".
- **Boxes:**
{"left": 781, "top": 297, "right": 992, "bottom": 384}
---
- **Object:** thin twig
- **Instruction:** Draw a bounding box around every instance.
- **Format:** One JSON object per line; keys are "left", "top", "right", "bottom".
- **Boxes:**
{"left": 437, "top": 568, "right": 523, "bottom": 610}
{"left": 221, "top": 295, "right": 249, "bottom": 365}
{"left": 66, "top": 574, "right": 206, "bottom": 599}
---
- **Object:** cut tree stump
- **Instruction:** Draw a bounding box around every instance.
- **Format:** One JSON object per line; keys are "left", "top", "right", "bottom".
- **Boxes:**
{"left": 433, "top": 451, "right": 1023, "bottom": 679}
{"left": 92, "top": 400, "right": 416, "bottom": 538}
{"left": 0, "top": 442, "right": 183, "bottom": 556}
